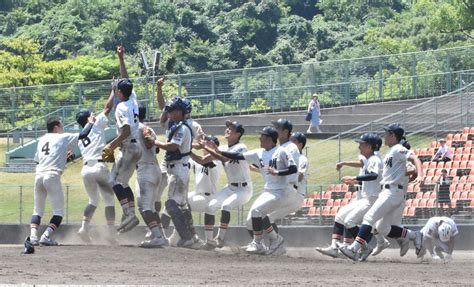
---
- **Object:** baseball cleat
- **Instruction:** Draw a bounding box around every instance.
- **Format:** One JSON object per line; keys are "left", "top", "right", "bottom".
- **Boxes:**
{"left": 359, "top": 244, "right": 373, "bottom": 262}
{"left": 77, "top": 228, "right": 92, "bottom": 244}
{"left": 339, "top": 245, "right": 359, "bottom": 262}
{"left": 39, "top": 234, "right": 58, "bottom": 246}
{"left": 214, "top": 236, "right": 225, "bottom": 248}
{"left": 23, "top": 237, "right": 35, "bottom": 254}
{"left": 246, "top": 239, "right": 267, "bottom": 255}
{"left": 266, "top": 235, "right": 285, "bottom": 255}
{"left": 372, "top": 240, "right": 390, "bottom": 256}
{"left": 399, "top": 237, "right": 410, "bottom": 257}
{"left": 117, "top": 215, "right": 139, "bottom": 233}
{"left": 30, "top": 235, "right": 39, "bottom": 246}
{"left": 270, "top": 244, "right": 287, "bottom": 256}
{"left": 190, "top": 235, "right": 205, "bottom": 249}
{"left": 315, "top": 246, "right": 340, "bottom": 259}
{"left": 140, "top": 236, "right": 167, "bottom": 248}
{"left": 200, "top": 241, "right": 217, "bottom": 251}
{"left": 414, "top": 231, "right": 423, "bottom": 256}
{"left": 144, "top": 230, "right": 153, "bottom": 240}
{"left": 177, "top": 238, "right": 194, "bottom": 248}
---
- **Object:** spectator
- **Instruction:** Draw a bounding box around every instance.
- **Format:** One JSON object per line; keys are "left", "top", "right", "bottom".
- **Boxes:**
{"left": 432, "top": 139, "right": 452, "bottom": 162}
{"left": 437, "top": 169, "right": 452, "bottom": 214}
{"left": 306, "top": 94, "right": 322, "bottom": 134}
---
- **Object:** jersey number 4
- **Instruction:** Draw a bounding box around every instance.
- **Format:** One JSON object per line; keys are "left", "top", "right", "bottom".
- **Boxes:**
{"left": 41, "top": 142, "right": 50, "bottom": 155}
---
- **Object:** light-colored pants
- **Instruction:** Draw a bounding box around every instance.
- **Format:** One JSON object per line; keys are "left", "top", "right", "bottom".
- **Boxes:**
{"left": 268, "top": 189, "right": 305, "bottom": 222}
{"left": 136, "top": 163, "right": 161, "bottom": 212}
{"left": 375, "top": 200, "right": 405, "bottom": 236}
{"left": 33, "top": 171, "right": 64, "bottom": 217}
{"left": 110, "top": 141, "right": 141, "bottom": 188}
{"left": 335, "top": 196, "right": 378, "bottom": 228}
{"left": 206, "top": 184, "right": 253, "bottom": 215}
{"left": 188, "top": 192, "right": 214, "bottom": 213}
{"left": 246, "top": 188, "right": 288, "bottom": 230}
{"left": 81, "top": 161, "right": 115, "bottom": 207}
{"left": 167, "top": 162, "right": 190, "bottom": 206}
{"left": 362, "top": 187, "right": 405, "bottom": 228}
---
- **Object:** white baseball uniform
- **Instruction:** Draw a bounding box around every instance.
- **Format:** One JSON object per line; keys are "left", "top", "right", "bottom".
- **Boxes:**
{"left": 110, "top": 91, "right": 142, "bottom": 187}
{"left": 33, "top": 133, "right": 79, "bottom": 217}
{"left": 244, "top": 145, "right": 296, "bottom": 229}
{"left": 362, "top": 144, "right": 412, "bottom": 227}
{"left": 135, "top": 122, "right": 161, "bottom": 212}
{"left": 336, "top": 153, "right": 383, "bottom": 228}
{"left": 206, "top": 142, "right": 253, "bottom": 215}
{"left": 188, "top": 159, "right": 221, "bottom": 212}
{"left": 78, "top": 112, "right": 115, "bottom": 208}
{"left": 420, "top": 216, "right": 458, "bottom": 254}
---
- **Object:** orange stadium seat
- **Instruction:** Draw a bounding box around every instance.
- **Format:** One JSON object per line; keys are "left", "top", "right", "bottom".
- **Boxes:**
{"left": 464, "top": 183, "right": 472, "bottom": 192}
{"left": 344, "top": 192, "right": 352, "bottom": 199}
{"left": 469, "top": 192, "right": 474, "bottom": 200}
{"left": 419, "top": 199, "right": 428, "bottom": 208}
{"left": 407, "top": 207, "right": 416, "bottom": 217}
{"left": 463, "top": 127, "right": 470, "bottom": 134}
{"left": 470, "top": 169, "right": 474, "bottom": 176}
{"left": 436, "top": 162, "right": 445, "bottom": 169}
{"left": 415, "top": 192, "right": 423, "bottom": 199}
{"left": 470, "top": 200, "right": 474, "bottom": 208}
{"left": 434, "top": 169, "right": 442, "bottom": 176}
{"left": 403, "top": 206, "right": 409, "bottom": 216}
{"left": 449, "top": 184, "right": 457, "bottom": 193}
{"left": 405, "top": 199, "right": 413, "bottom": 207}
{"left": 467, "top": 161, "right": 474, "bottom": 169}
{"left": 461, "top": 154, "right": 470, "bottom": 162}
{"left": 463, "top": 147, "right": 472, "bottom": 155}
{"left": 430, "top": 192, "right": 437, "bottom": 199}
{"left": 451, "top": 161, "right": 460, "bottom": 169}
{"left": 422, "top": 192, "right": 431, "bottom": 199}
{"left": 460, "top": 192, "right": 469, "bottom": 200}
{"left": 427, "top": 199, "right": 436, "bottom": 208}
{"left": 428, "top": 161, "right": 437, "bottom": 169}
{"left": 326, "top": 199, "right": 334, "bottom": 207}
{"left": 341, "top": 198, "right": 350, "bottom": 206}
{"left": 445, "top": 162, "right": 452, "bottom": 169}
{"left": 452, "top": 176, "right": 459, "bottom": 184}
{"left": 422, "top": 162, "right": 429, "bottom": 169}
{"left": 447, "top": 140, "right": 453, "bottom": 147}
{"left": 470, "top": 127, "right": 474, "bottom": 134}
{"left": 451, "top": 199, "right": 457, "bottom": 208}
{"left": 459, "top": 175, "right": 468, "bottom": 183}
{"left": 430, "top": 140, "right": 438, "bottom": 148}
{"left": 327, "top": 184, "right": 335, "bottom": 192}
{"left": 427, "top": 148, "right": 436, "bottom": 156}
{"left": 407, "top": 183, "right": 415, "bottom": 193}
{"left": 453, "top": 134, "right": 462, "bottom": 141}
{"left": 311, "top": 192, "right": 320, "bottom": 199}
{"left": 308, "top": 207, "right": 320, "bottom": 217}
{"left": 411, "top": 199, "right": 420, "bottom": 207}
{"left": 449, "top": 169, "right": 458, "bottom": 177}
{"left": 456, "top": 184, "right": 465, "bottom": 192}
{"left": 461, "top": 134, "right": 469, "bottom": 142}
{"left": 447, "top": 134, "right": 454, "bottom": 141}
{"left": 465, "top": 141, "right": 472, "bottom": 148}
{"left": 334, "top": 184, "right": 342, "bottom": 192}
{"left": 455, "top": 148, "right": 463, "bottom": 155}
{"left": 424, "top": 176, "right": 433, "bottom": 184}
{"left": 433, "top": 175, "right": 440, "bottom": 183}
{"left": 341, "top": 185, "right": 349, "bottom": 192}
{"left": 459, "top": 161, "right": 468, "bottom": 169}
{"left": 322, "top": 206, "right": 331, "bottom": 216}
{"left": 330, "top": 207, "right": 339, "bottom": 216}
{"left": 454, "top": 154, "right": 462, "bottom": 162}
{"left": 452, "top": 192, "right": 461, "bottom": 200}
{"left": 333, "top": 199, "right": 342, "bottom": 207}
{"left": 426, "top": 169, "right": 435, "bottom": 177}
{"left": 468, "top": 175, "right": 474, "bottom": 183}
{"left": 323, "top": 191, "right": 332, "bottom": 199}
{"left": 351, "top": 192, "right": 357, "bottom": 199}
{"left": 414, "top": 184, "right": 421, "bottom": 193}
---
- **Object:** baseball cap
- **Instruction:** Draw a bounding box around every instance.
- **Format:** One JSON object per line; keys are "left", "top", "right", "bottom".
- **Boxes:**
{"left": 383, "top": 123, "right": 404, "bottom": 138}
{"left": 272, "top": 118, "right": 293, "bottom": 133}
{"left": 258, "top": 126, "right": 278, "bottom": 143}
{"left": 290, "top": 132, "right": 307, "bottom": 147}
{"left": 225, "top": 120, "right": 245, "bottom": 135}
{"left": 355, "top": 133, "right": 380, "bottom": 148}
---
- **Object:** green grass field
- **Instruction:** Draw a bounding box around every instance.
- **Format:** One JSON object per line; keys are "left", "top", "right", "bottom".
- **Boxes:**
{"left": 0, "top": 133, "right": 433, "bottom": 225}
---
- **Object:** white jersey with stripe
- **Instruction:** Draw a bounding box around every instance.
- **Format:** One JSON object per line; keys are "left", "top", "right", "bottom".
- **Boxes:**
{"left": 281, "top": 140, "right": 300, "bottom": 184}
{"left": 115, "top": 91, "right": 139, "bottom": 141}
{"left": 421, "top": 216, "right": 458, "bottom": 240}
{"left": 297, "top": 154, "right": 308, "bottom": 196}
{"left": 381, "top": 144, "right": 412, "bottom": 186}
{"left": 35, "top": 133, "right": 78, "bottom": 174}
{"left": 78, "top": 112, "right": 108, "bottom": 163}
{"left": 138, "top": 122, "right": 158, "bottom": 165}
{"left": 191, "top": 159, "right": 221, "bottom": 195}
{"left": 243, "top": 146, "right": 296, "bottom": 190}
{"left": 220, "top": 142, "right": 251, "bottom": 183}
{"left": 360, "top": 153, "right": 383, "bottom": 198}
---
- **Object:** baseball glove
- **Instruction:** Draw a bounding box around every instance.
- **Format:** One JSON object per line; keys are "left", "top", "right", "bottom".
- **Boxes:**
{"left": 66, "top": 150, "right": 75, "bottom": 163}
{"left": 102, "top": 145, "right": 115, "bottom": 162}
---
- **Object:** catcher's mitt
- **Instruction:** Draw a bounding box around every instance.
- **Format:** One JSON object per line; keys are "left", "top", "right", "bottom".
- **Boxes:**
{"left": 102, "top": 145, "right": 115, "bottom": 162}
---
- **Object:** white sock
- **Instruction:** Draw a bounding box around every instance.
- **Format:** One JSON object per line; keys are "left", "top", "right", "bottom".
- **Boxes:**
{"left": 205, "top": 229, "right": 214, "bottom": 242}
{"left": 30, "top": 227, "right": 38, "bottom": 239}
{"left": 44, "top": 226, "right": 55, "bottom": 238}
{"left": 351, "top": 241, "right": 362, "bottom": 252}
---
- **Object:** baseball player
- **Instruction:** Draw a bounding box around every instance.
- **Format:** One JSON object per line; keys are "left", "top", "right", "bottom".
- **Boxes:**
{"left": 102, "top": 45, "right": 142, "bottom": 233}
{"left": 75, "top": 91, "right": 117, "bottom": 244}
{"left": 418, "top": 217, "right": 458, "bottom": 262}
{"left": 210, "top": 127, "right": 297, "bottom": 254}
{"left": 340, "top": 124, "right": 424, "bottom": 261}
{"left": 198, "top": 120, "right": 253, "bottom": 249}
{"left": 316, "top": 133, "right": 383, "bottom": 260}
{"left": 188, "top": 136, "right": 222, "bottom": 213}
{"left": 135, "top": 105, "right": 167, "bottom": 248}
{"left": 29, "top": 116, "right": 94, "bottom": 246}
{"left": 153, "top": 96, "right": 194, "bottom": 248}
{"left": 155, "top": 77, "right": 204, "bottom": 243}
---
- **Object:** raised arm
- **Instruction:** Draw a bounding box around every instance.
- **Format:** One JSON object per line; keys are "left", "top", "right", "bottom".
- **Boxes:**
{"left": 190, "top": 151, "right": 215, "bottom": 165}
{"left": 117, "top": 45, "right": 128, "bottom": 79}
{"left": 336, "top": 160, "right": 364, "bottom": 171}
{"left": 104, "top": 86, "right": 115, "bottom": 116}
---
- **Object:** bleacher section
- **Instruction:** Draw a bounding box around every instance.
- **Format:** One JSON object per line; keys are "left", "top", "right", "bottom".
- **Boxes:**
{"left": 293, "top": 127, "right": 474, "bottom": 225}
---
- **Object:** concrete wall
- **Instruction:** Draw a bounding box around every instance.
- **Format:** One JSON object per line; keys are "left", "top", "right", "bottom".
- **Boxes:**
{"left": 2, "top": 224, "right": 473, "bottom": 250}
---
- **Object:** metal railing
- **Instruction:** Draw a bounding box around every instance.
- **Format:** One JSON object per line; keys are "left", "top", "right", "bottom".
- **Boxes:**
{"left": 0, "top": 45, "right": 472, "bottom": 130}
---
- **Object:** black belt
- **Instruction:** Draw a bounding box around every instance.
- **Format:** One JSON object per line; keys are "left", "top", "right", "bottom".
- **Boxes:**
{"left": 130, "top": 139, "right": 137, "bottom": 143}
{"left": 231, "top": 182, "right": 248, "bottom": 187}
{"left": 204, "top": 192, "right": 211, "bottom": 196}
{"left": 84, "top": 159, "right": 104, "bottom": 165}
{"left": 381, "top": 184, "right": 403, "bottom": 190}
{"left": 293, "top": 184, "right": 298, "bottom": 190}
{"left": 167, "top": 163, "right": 189, "bottom": 169}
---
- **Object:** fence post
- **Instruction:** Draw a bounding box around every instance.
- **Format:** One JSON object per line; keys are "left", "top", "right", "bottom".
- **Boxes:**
{"left": 278, "top": 67, "right": 283, "bottom": 111}
{"left": 338, "top": 133, "right": 342, "bottom": 181}
{"left": 412, "top": 54, "right": 417, "bottom": 98}
{"left": 178, "top": 74, "right": 182, "bottom": 97}
{"left": 345, "top": 60, "right": 350, "bottom": 104}
{"left": 434, "top": 97, "right": 438, "bottom": 139}
{"left": 44, "top": 87, "right": 49, "bottom": 114}
{"left": 244, "top": 69, "right": 249, "bottom": 110}
{"left": 310, "top": 63, "right": 316, "bottom": 94}
{"left": 145, "top": 75, "right": 150, "bottom": 120}
{"left": 435, "top": 183, "right": 439, "bottom": 216}
{"left": 11, "top": 92, "right": 16, "bottom": 127}
{"left": 211, "top": 72, "right": 216, "bottom": 115}
{"left": 446, "top": 54, "right": 451, "bottom": 93}
{"left": 66, "top": 185, "right": 69, "bottom": 224}
{"left": 319, "top": 185, "right": 323, "bottom": 225}
{"left": 378, "top": 59, "right": 383, "bottom": 101}
{"left": 19, "top": 186, "right": 23, "bottom": 224}
{"left": 77, "top": 84, "right": 82, "bottom": 108}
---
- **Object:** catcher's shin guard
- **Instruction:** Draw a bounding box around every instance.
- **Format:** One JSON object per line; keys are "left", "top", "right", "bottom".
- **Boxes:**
{"left": 165, "top": 199, "right": 191, "bottom": 240}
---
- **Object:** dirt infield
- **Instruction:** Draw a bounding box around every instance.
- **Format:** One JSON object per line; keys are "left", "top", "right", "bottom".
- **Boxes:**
{"left": 0, "top": 244, "right": 472, "bottom": 286}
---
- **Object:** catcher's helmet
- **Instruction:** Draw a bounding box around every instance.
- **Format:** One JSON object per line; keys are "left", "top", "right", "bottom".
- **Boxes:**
{"left": 76, "top": 110, "right": 91, "bottom": 128}
{"left": 183, "top": 98, "right": 192, "bottom": 114}
{"left": 438, "top": 223, "right": 452, "bottom": 242}
{"left": 23, "top": 237, "right": 35, "bottom": 254}
{"left": 165, "top": 97, "right": 187, "bottom": 113}
{"left": 117, "top": 78, "right": 133, "bottom": 97}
